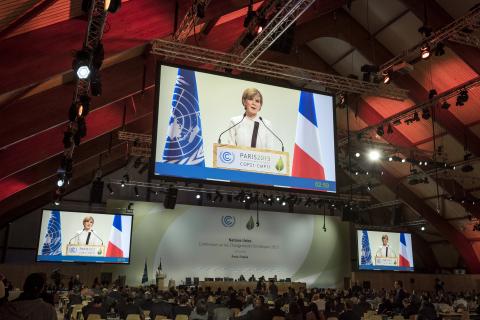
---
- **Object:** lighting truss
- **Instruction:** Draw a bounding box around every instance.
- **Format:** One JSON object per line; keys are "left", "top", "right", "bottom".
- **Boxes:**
{"left": 151, "top": 39, "right": 409, "bottom": 100}
{"left": 75, "top": 0, "right": 108, "bottom": 99}
{"left": 361, "top": 200, "right": 403, "bottom": 211}
{"left": 109, "top": 179, "right": 371, "bottom": 203}
{"left": 118, "top": 131, "right": 152, "bottom": 144}
{"left": 240, "top": 0, "right": 315, "bottom": 65}
{"left": 338, "top": 75, "right": 480, "bottom": 146}
{"left": 380, "top": 5, "right": 480, "bottom": 73}
{"left": 172, "top": 0, "right": 212, "bottom": 42}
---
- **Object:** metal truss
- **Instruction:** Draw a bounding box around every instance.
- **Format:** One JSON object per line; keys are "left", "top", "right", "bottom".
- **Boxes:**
{"left": 338, "top": 75, "right": 480, "bottom": 146}
{"left": 118, "top": 131, "right": 152, "bottom": 144}
{"left": 75, "top": 0, "right": 108, "bottom": 98}
{"left": 151, "top": 39, "right": 409, "bottom": 100}
{"left": 380, "top": 4, "right": 480, "bottom": 73}
{"left": 109, "top": 179, "right": 371, "bottom": 203}
{"left": 449, "top": 31, "right": 480, "bottom": 49}
{"left": 172, "top": 0, "right": 212, "bottom": 42}
{"left": 362, "top": 200, "right": 403, "bottom": 211}
{"left": 240, "top": 0, "right": 315, "bottom": 65}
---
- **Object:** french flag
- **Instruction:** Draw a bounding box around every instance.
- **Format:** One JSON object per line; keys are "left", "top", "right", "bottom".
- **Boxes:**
{"left": 399, "top": 233, "right": 413, "bottom": 267}
{"left": 106, "top": 215, "right": 129, "bottom": 257}
{"left": 292, "top": 91, "right": 335, "bottom": 181}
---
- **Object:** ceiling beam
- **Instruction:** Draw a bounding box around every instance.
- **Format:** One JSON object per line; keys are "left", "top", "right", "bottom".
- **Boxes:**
{"left": 0, "top": 0, "right": 58, "bottom": 40}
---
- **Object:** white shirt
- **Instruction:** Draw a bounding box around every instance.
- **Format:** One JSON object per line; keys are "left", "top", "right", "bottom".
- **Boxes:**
{"left": 224, "top": 115, "right": 277, "bottom": 150}
{"left": 375, "top": 245, "right": 396, "bottom": 258}
{"left": 70, "top": 229, "right": 103, "bottom": 245}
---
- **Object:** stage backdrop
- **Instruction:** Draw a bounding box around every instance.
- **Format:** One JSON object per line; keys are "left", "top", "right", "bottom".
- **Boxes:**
{"left": 106, "top": 201, "right": 351, "bottom": 288}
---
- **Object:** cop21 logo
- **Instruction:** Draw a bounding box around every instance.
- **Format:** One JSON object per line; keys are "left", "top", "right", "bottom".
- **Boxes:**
{"left": 222, "top": 215, "right": 236, "bottom": 227}
{"left": 219, "top": 151, "right": 235, "bottom": 164}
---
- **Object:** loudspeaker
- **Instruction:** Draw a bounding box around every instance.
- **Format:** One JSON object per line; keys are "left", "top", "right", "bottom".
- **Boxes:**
{"left": 163, "top": 188, "right": 178, "bottom": 209}
{"left": 90, "top": 179, "right": 104, "bottom": 203}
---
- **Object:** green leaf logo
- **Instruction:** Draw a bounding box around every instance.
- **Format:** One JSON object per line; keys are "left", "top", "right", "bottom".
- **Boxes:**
{"left": 275, "top": 156, "right": 284, "bottom": 171}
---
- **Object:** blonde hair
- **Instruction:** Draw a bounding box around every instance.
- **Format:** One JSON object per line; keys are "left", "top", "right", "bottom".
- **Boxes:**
{"left": 241, "top": 88, "right": 263, "bottom": 106}
{"left": 83, "top": 216, "right": 94, "bottom": 224}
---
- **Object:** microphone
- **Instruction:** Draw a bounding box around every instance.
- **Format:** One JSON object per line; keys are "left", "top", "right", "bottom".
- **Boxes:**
{"left": 218, "top": 113, "right": 246, "bottom": 144}
{"left": 259, "top": 117, "right": 284, "bottom": 151}
{"left": 91, "top": 230, "right": 104, "bottom": 245}
{"left": 68, "top": 231, "right": 81, "bottom": 244}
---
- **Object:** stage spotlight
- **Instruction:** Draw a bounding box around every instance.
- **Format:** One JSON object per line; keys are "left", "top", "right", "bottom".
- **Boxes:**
{"left": 413, "top": 112, "right": 420, "bottom": 122}
{"left": 54, "top": 196, "right": 61, "bottom": 206}
{"left": 383, "top": 71, "right": 391, "bottom": 84}
{"left": 428, "top": 89, "right": 437, "bottom": 100}
{"left": 73, "top": 49, "right": 91, "bottom": 79}
{"left": 355, "top": 152, "right": 360, "bottom": 158}
{"left": 367, "top": 183, "right": 373, "bottom": 191}
{"left": 388, "top": 156, "right": 393, "bottom": 161}
{"left": 401, "top": 158, "right": 406, "bottom": 163}
{"left": 441, "top": 101, "right": 451, "bottom": 110}
{"left": 420, "top": 44, "right": 431, "bottom": 59}
{"left": 57, "top": 177, "right": 65, "bottom": 187}
{"left": 104, "top": 0, "right": 121, "bottom": 13}
{"left": 376, "top": 126, "right": 384, "bottom": 136}
{"left": 387, "top": 123, "right": 393, "bottom": 134}
{"left": 196, "top": 193, "right": 201, "bottom": 199}
{"left": 421, "top": 226, "right": 425, "bottom": 231}
{"left": 276, "top": 196, "right": 281, "bottom": 202}
{"left": 107, "top": 183, "right": 114, "bottom": 195}
{"left": 422, "top": 108, "right": 431, "bottom": 120}
{"left": 90, "top": 72, "right": 102, "bottom": 96}
{"left": 368, "top": 150, "right": 381, "bottom": 161}
{"left": 456, "top": 89, "right": 469, "bottom": 106}
{"left": 135, "top": 186, "right": 140, "bottom": 197}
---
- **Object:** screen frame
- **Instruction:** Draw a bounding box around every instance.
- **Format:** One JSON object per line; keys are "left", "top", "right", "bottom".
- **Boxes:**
{"left": 150, "top": 61, "right": 338, "bottom": 194}
{"left": 355, "top": 228, "right": 415, "bottom": 272}
{"left": 36, "top": 209, "right": 134, "bottom": 265}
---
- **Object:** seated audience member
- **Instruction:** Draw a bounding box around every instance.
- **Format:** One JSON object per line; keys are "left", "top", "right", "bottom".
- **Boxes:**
{"left": 271, "top": 298, "right": 286, "bottom": 318}
{"left": 377, "top": 297, "right": 393, "bottom": 315}
{"left": 83, "top": 295, "right": 108, "bottom": 320}
{"left": 401, "top": 298, "right": 418, "bottom": 319}
{"left": 212, "top": 296, "right": 231, "bottom": 320}
{"left": 339, "top": 300, "right": 360, "bottom": 320}
{"left": 353, "top": 295, "right": 371, "bottom": 319}
{"left": 150, "top": 293, "right": 173, "bottom": 319}
{"left": 174, "top": 295, "right": 193, "bottom": 318}
{"left": 1, "top": 273, "right": 57, "bottom": 320}
{"left": 417, "top": 296, "right": 437, "bottom": 320}
{"left": 227, "top": 292, "right": 243, "bottom": 309}
{"left": 237, "top": 295, "right": 255, "bottom": 317}
{"left": 239, "top": 295, "right": 273, "bottom": 320}
{"left": 286, "top": 301, "right": 303, "bottom": 320}
{"left": 190, "top": 299, "right": 208, "bottom": 320}
{"left": 118, "top": 296, "right": 145, "bottom": 320}
{"left": 306, "top": 302, "right": 324, "bottom": 320}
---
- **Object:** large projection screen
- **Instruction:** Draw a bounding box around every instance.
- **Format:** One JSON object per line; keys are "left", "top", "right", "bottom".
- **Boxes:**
{"left": 357, "top": 230, "right": 414, "bottom": 271}
{"left": 153, "top": 64, "right": 337, "bottom": 192}
{"left": 37, "top": 210, "right": 133, "bottom": 264}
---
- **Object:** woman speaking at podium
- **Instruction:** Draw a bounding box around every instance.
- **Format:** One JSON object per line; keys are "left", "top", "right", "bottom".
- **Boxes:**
{"left": 70, "top": 216, "right": 103, "bottom": 245}
{"left": 225, "top": 88, "right": 277, "bottom": 150}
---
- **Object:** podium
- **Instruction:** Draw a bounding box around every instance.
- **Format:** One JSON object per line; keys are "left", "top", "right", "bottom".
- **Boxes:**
{"left": 213, "top": 144, "right": 290, "bottom": 175}
{"left": 65, "top": 244, "right": 105, "bottom": 256}
{"left": 375, "top": 257, "right": 398, "bottom": 266}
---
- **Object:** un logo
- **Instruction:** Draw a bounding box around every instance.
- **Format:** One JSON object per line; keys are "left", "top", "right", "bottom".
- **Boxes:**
{"left": 222, "top": 215, "right": 236, "bottom": 227}
{"left": 219, "top": 151, "right": 234, "bottom": 164}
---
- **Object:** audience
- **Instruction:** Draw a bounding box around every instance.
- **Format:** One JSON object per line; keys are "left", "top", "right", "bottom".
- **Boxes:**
{"left": 0, "top": 272, "right": 479, "bottom": 320}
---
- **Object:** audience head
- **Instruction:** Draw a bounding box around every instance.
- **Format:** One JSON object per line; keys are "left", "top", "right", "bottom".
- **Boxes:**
{"left": 255, "top": 295, "right": 265, "bottom": 307}
{"left": 23, "top": 273, "right": 46, "bottom": 298}
{"left": 196, "top": 299, "right": 207, "bottom": 315}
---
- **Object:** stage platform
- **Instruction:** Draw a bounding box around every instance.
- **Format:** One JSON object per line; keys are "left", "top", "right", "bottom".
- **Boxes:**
{"left": 198, "top": 280, "right": 306, "bottom": 294}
